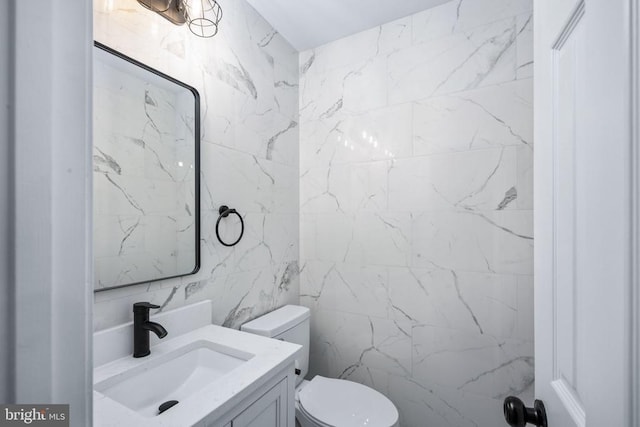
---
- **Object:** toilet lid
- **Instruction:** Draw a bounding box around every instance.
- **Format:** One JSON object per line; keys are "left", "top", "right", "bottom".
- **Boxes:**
{"left": 298, "top": 376, "right": 398, "bottom": 427}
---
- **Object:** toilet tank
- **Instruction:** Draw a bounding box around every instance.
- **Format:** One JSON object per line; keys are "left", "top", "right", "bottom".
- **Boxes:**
{"left": 241, "top": 305, "right": 310, "bottom": 386}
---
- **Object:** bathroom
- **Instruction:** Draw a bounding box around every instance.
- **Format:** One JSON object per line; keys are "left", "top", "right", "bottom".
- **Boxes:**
{"left": 0, "top": 0, "right": 637, "bottom": 426}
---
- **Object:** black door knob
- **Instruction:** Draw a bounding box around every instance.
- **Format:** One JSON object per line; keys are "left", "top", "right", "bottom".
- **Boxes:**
{"left": 503, "top": 396, "right": 548, "bottom": 427}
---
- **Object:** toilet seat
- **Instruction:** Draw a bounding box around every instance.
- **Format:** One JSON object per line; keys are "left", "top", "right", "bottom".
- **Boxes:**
{"left": 297, "top": 403, "right": 332, "bottom": 427}
{"left": 297, "top": 376, "right": 399, "bottom": 427}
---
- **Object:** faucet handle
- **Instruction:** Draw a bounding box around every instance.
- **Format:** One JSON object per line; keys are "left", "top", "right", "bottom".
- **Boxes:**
{"left": 133, "top": 302, "right": 160, "bottom": 311}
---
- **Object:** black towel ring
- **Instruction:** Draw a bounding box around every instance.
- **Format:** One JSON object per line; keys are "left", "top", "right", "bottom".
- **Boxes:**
{"left": 215, "top": 205, "right": 244, "bottom": 247}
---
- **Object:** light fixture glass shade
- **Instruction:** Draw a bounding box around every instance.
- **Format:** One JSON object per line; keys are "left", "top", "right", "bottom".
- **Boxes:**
{"left": 138, "top": 0, "right": 171, "bottom": 13}
{"left": 138, "top": 0, "right": 186, "bottom": 25}
{"left": 184, "top": 0, "right": 223, "bottom": 38}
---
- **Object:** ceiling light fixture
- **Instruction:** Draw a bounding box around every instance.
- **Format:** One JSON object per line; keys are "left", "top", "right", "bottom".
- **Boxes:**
{"left": 137, "top": 0, "right": 222, "bottom": 38}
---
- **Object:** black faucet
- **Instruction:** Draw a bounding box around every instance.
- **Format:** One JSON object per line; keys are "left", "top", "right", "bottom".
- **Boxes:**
{"left": 133, "top": 302, "right": 168, "bottom": 358}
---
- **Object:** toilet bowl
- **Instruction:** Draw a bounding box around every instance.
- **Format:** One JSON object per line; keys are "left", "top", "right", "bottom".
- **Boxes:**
{"left": 295, "top": 377, "right": 399, "bottom": 427}
{"left": 241, "top": 305, "right": 399, "bottom": 427}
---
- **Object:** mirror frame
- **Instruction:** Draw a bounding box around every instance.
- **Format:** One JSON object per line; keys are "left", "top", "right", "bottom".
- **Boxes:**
{"left": 93, "top": 41, "right": 201, "bottom": 292}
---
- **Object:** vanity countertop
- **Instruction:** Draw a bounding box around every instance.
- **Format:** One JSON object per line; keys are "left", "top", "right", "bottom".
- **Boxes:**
{"left": 93, "top": 323, "right": 301, "bottom": 426}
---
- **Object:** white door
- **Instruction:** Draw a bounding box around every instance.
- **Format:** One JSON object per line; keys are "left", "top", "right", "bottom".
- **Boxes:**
{"left": 534, "top": 0, "right": 637, "bottom": 427}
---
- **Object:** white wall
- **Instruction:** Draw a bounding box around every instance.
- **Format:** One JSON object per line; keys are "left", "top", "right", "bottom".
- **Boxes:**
{"left": 0, "top": 0, "right": 13, "bottom": 404}
{"left": 299, "top": 0, "right": 534, "bottom": 425}
{"left": 4, "top": 1, "right": 94, "bottom": 425}
{"left": 93, "top": 0, "right": 300, "bottom": 331}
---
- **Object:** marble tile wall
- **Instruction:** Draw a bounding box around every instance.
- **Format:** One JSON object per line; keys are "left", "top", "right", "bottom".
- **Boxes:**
{"left": 299, "top": 0, "right": 534, "bottom": 425}
{"left": 93, "top": 0, "right": 299, "bottom": 330}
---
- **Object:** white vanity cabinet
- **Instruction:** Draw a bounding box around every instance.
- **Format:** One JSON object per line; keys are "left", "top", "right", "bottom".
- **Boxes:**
{"left": 93, "top": 307, "right": 301, "bottom": 427}
{"left": 204, "top": 366, "right": 295, "bottom": 427}
{"left": 229, "top": 378, "right": 287, "bottom": 426}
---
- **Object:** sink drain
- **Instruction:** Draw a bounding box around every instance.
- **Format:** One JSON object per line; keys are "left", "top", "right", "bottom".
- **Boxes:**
{"left": 158, "top": 400, "right": 179, "bottom": 415}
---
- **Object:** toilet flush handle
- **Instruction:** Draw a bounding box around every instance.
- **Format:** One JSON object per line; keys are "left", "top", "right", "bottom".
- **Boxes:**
{"left": 276, "top": 338, "right": 301, "bottom": 375}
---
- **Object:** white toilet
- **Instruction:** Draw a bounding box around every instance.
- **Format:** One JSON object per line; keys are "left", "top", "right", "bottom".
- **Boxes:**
{"left": 241, "top": 305, "right": 399, "bottom": 427}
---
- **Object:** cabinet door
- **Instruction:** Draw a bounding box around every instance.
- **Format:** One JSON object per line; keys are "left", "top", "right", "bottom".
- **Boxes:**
{"left": 232, "top": 379, "right": 287, "bottom": 427}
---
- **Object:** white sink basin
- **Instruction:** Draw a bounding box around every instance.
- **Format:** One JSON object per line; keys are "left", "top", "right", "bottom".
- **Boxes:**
{"left": 93, "top": 303, "right": 301, "bottom": 427}
{"left": 95, "top": 340, "right": 253, "bottom": 417}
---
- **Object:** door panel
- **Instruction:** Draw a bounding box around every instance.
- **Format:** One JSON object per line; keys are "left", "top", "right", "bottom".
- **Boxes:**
{"left": 550, "top": 4, "right": 586, "bottom": 425}
{"left": 535, "top": 0, "right": 634, "bottom": 426}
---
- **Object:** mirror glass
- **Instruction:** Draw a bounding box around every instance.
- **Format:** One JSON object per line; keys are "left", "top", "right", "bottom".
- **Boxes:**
{"left": 93, "top": 42, "right": 200, "bottom": 291}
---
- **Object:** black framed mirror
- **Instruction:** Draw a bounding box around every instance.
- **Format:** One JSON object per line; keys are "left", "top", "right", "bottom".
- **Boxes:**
{"left": 93, "top": 41, "right": 200, "bottom": 291}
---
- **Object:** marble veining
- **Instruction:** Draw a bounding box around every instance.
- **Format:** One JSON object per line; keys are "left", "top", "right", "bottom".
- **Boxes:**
{"left": 94, "top": 0, "right": 299, "bottom": 333}
{"left": 299, "top": 0, "right": 533, "bottom": 425}
{"left": 95, "top": 0, "right": 532, "bottom": 425}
